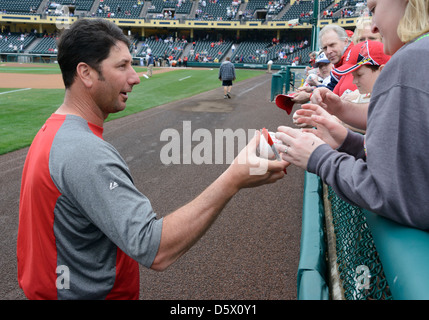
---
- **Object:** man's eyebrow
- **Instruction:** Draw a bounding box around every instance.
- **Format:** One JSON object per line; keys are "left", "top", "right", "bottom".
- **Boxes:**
{"left": 116, "top": 58, "right": 132, "bottom": 65}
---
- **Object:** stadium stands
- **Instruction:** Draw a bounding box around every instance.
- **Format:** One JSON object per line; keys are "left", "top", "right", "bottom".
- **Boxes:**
{"left": 54, "top": 0, "right": 95, "bottom": 12}
{"left": 0, "top": 0, "right": 357, "bottom": 21}
{"left": 40, "top": 0, "right": 95, "bottom": 16}
{"left": 0, "top": 0, "right": 364, "bottom": 66}
{"left": 195, "top": 0, "right": 237, "bottom": 21}
{"left": 28, "top": 36, "right": 58, "bottom": 54}
{"left": 230, "top": 40, "right": 271, "bottom": 64}
{"left": 323, "top": 0, "right": 367, "bottom": 19}
{"left": 245, "top": 0, "right": 284, "bottom": 19}
{"left": 95, "top": 0, "right": 143, "bottom": 18}
{"left": 136, "top": 37, "right": 186, "bottom": 61}
{"left": 277, "top": 0, "right": 334, "bottom": 21}
{"left": 148, "top": 0, "right": 193, "bottom": 17}
{"left": 268, "top": 42, "right": 312, "bottom": 65}
{"left": 230, "top": 39, "right": 310, "bottom": 65}
{"left": 0, "top": 33, "right": 36, "bottom": 53}
{"left": 0, "top": 0, "right": 43, "bottom": 14}
{"left": 188, "top": 40, "right": 232, "bottom": 62}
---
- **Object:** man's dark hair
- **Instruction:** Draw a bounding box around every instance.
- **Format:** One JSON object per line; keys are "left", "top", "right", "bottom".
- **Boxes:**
{"left": 57, "top": 18, "right": 130, "bottom": 88}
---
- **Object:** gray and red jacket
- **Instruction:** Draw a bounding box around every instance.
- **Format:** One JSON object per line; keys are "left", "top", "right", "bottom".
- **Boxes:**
{"left": 18, "top": 114, "right": 163, "bottom": 299}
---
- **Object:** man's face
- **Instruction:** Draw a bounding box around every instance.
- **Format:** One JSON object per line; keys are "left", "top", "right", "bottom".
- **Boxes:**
{"left": 92, "top": 41, "right": 140, "bottom": 118}
{"left": 320, "top": 30, "right": 348, "bottom": 65}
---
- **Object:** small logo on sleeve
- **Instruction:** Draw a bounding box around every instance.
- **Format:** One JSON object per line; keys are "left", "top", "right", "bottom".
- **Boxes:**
{"left": 109, "top": 181, "right": 119, "bottom": 190}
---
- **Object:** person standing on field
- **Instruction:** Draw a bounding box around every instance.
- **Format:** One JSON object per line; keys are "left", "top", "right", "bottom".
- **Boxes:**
{"left": 219, "top": 56, "right": 236, "bottom": 99}
{"left": 147, "top": 53, "right": 154, "bottom": 77}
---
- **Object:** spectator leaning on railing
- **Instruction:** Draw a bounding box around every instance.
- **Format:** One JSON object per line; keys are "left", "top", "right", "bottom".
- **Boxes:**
{"left": 291, "top": 24, "right": 357, "bottom": 105}
{"left": 275, "top": 0, "right": 429, "bottom": 231}
{"left": 319, "top": 24, "right": 357, "bottom": 95}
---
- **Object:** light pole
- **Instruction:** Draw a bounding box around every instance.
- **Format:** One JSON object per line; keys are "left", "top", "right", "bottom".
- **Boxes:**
{"left": 311, "top": 0, "right": 319, "bottom": 52}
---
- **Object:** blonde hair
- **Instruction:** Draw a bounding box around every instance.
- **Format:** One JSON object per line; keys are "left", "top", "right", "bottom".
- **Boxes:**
{"left": 352, "top": 17, "right": 381, "bottom": 43}
{"left": 398, "top": 0, "right": 429, "bottom": 42}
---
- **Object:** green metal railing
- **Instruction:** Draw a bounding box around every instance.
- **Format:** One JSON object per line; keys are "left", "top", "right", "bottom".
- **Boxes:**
{"left": 325, "top": 185, "right": 392, "bottom": 300}
{"left": 270, "top": 66, "right": 307, "bottom": 101}
{"left": 298, "top": 172, "right": 429, "bottom": 300}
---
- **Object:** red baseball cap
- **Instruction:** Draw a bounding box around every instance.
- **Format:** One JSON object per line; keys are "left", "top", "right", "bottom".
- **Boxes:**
{"left": 332, "top": 40, "right": 391, "bottom": 76}
{"left": 275, "top": 93, "right": 296, "bottom": 115}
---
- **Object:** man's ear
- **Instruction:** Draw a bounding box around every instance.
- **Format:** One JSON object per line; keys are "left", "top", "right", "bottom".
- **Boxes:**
{"left": 76, "top": 62, "right": 95, "bottom": 88}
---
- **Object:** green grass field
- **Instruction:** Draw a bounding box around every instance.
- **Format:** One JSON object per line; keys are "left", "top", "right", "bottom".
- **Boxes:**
{"left": 0, "top": 65, "right": 264, "bottom": 155}
{"left": 0, "top": 64, "right": 62, "bottom": 74}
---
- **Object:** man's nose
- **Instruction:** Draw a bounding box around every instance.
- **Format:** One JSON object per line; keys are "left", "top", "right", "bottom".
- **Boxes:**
{"left": 130, "top": 68, "right": 141, "bottom": 86}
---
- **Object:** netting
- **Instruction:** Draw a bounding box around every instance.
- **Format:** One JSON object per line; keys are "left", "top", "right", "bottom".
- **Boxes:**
{"left": 324, "top": 185, "right": 393, "bottom": 300}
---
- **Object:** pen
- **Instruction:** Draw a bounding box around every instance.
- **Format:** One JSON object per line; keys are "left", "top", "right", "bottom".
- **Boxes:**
{"left": 261, "top": 128, "right": 287, "bottom": 174}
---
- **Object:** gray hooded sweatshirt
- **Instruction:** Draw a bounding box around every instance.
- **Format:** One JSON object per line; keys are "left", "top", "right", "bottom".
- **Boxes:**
{"left": 307, "top": 33, "right": 429, "bottom": 230}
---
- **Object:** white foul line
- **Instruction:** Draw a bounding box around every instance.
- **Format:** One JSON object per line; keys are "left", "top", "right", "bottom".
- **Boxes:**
{"left": 178, "top": 76, "right": 191, "bottom": 81}
{"left": 0, "top": 88, "right": 32, "bottom": 95}
{"left": 236, "top": 78, "right": 271, "bottom": 97}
